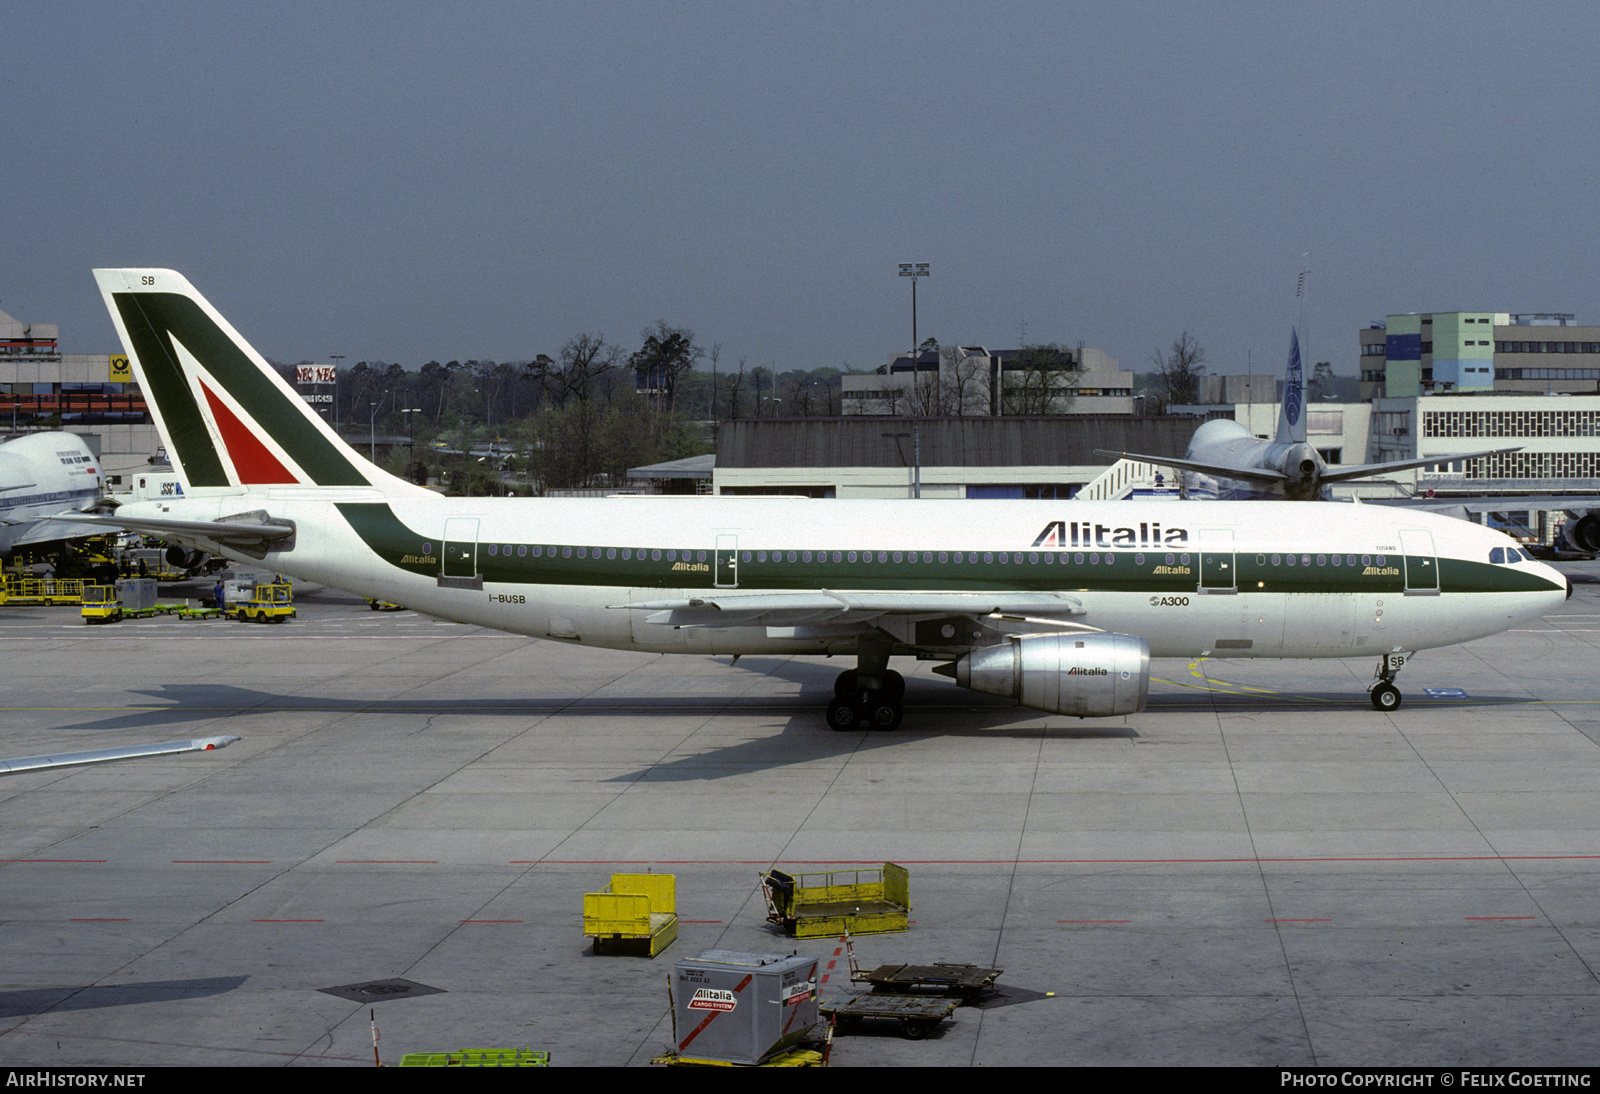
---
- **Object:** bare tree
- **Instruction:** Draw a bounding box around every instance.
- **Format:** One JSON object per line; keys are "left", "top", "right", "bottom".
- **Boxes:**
{"left": 942, "top": 347, "right": 992, "bottom": 416}
{"left": 1001, "top": 344, "right": 1080, "bottom": 415}
{"left": 1151, "top": 331, "right": 1207, "bottom": 406}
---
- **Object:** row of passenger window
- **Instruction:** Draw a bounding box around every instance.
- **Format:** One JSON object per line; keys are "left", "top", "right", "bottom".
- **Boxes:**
{"left": 740, "top": 550, "right": 1181, "bottom": 566}
{"left": 1255, "top": 553, "right": 1388, "bottom": 567}
{"left": 481, "top": 544, "right": 706, "bottom": 561}
{"left": 463, "top": 545, "right": 1413, "bottom": 570}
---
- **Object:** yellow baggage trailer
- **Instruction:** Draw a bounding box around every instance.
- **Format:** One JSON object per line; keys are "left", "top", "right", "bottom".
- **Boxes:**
{"left": 761, "top": 863, "right": 910, "bottom": 938}
{"left": 583, "top": 873, "right": 678, "bottom": 956}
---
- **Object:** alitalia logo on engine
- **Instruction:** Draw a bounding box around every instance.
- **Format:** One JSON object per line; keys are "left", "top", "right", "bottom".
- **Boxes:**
{"left": 1066, "top": 666, "right": 1108, "bottom": 676}
{"left": 1033, "top": 521, "right": 1190, "bottom": 549}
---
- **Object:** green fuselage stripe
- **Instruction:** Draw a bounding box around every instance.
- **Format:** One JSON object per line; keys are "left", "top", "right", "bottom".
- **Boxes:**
{"left": 336, "top": 503, "right": 1560, "bottom": 596}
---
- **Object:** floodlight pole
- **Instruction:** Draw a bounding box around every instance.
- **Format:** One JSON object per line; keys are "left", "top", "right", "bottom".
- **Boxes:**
{"left": 897, "top": 262, "right": 930, "bottom": 358}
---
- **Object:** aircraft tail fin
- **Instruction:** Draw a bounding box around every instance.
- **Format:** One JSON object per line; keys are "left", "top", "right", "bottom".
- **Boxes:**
{"left": 1273, "top": 328, "right": 1306, "bottom": 446}
{"left": 92, "top": 269, "right": 429, "bottom": 497}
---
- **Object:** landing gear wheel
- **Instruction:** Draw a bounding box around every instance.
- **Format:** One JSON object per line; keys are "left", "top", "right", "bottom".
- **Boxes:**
{"left": 867, "top": 700, "right": 904, "bottom": 731}
{"left": 1371, "top": 682, "right": 1402, "bottom": 712}
{"left": 826, "top": 698, "right": 864, "bottom": 731}
{"left": 833, "top": 669, "right": 860, "bottom": 699}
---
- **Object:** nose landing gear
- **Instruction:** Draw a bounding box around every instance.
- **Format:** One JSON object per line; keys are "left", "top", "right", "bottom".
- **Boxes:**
{"left": 1369, "top": 652, "right": 1409, "bottom": 712}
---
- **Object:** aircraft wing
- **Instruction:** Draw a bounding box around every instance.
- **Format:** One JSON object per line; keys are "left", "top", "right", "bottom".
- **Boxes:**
{"left": 1367, "top": 494, "right": 1600, "bottom": 513}
{"left": 1092, "top": 449, "right": 1288, "bottom": 484}
{"left": 621, "top": 591, "right": 1086, "bottom": 629}
{"left": 50, "top": 512, "right": 293, "bottom": 549}
{"left": 1319, "top": 447, "right": 1522, "bottom": 484}
{"left": 0, "top": 735, "right": 240, "bottom": 776}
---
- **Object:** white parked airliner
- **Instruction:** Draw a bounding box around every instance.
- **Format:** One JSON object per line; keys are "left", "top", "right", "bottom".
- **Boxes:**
{"left": 70, "top": 270, "right": 1570, "bottom": 728}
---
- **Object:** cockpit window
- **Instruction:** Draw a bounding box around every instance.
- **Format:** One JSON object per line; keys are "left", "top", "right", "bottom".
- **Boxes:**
{"left": 1490, "top": 547, "right": 1505, "bottom": 564}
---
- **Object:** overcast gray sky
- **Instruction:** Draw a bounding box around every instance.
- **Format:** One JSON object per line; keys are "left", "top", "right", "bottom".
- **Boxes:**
{"left": 5, "top": 1, "right": 1599, "bottom": 378}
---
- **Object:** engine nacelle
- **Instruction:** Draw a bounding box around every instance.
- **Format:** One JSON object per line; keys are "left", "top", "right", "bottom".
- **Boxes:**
{"left": 952, "top": 632, "right": 1150, "bottom": 717}
{"left": 164, "top": 546, "right": 204, "bottom": 571}
{"left": 1570, "top": 513, "right": 1600, "bottom": 553}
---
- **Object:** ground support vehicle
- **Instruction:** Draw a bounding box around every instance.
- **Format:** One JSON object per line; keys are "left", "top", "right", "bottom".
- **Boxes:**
{"left": 6, "top": 577, "right": 84, "bottom": 606}
{"left": 398, "top": 1049, "right": 548, "bottom": 1067}
{"left": 651, "top": 1047, "right": 826, "bottom": 1067}
{"left": 762, "top": 864, "right": 910, "bottom": 938}
{"left": 819, "top": 993, "right": 958, "bottom": 1039}
{"left": 583, "top": 873, "right": 677, "bottom": 955}
{"left": 366, "top": 598, "right": 406, "bottom": 611}
{"left": 80, "top": 585, "right": 122, "bottom": 623}
{"left": 233, "top": 581, "right": 295, "bottom": 623}
{"left": 79, "top": 579, "right": 167, "bottom": 623}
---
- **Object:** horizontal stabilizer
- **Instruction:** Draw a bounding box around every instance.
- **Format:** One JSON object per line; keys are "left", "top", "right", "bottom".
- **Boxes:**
{"left": 1319, "top": 447, "right": 1521, "bottom": 485}
{"left": 1370, "top": 493, "right": 1600, "bottom": 514}
{"left": 1093, "top": 449, "right": 1288, "bottom": 484}
{"left": 52, "top": 511, "right": 293, "bottom": 547}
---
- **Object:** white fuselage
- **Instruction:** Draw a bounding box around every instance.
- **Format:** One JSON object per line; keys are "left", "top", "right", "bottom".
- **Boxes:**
{"left": 0, "top": 432, "right": 104, "bottom": 552}
{"left": 118, "top": 492, "right": 1567, "bottom": 661}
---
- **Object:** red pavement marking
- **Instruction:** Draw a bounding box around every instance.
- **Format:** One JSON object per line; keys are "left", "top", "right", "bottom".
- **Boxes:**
{"left": 253, "top": 919, "right": 324, "bottom": 923}
{"left": 1059, "top": 919, "right": 1132, "bottom": 924}
{"left": 460, "top": 920, "right": 523, "bottom": 924}
{"left": 173, "top": 860, "right": 270, "bottom": 864}
{"left": 1466, "top": 916, "right": 1537, "bottom": 921}
{"left": 71, "top": 918, "right": 129, "bottom": 922}
{"left": 1267, "top": 919, "right": 1332, "bottom": 923}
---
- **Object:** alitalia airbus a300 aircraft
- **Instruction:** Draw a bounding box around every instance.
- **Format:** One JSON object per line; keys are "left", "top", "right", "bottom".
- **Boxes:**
{"left": 78, "top": 269, "right": 1570, "bottom": 729}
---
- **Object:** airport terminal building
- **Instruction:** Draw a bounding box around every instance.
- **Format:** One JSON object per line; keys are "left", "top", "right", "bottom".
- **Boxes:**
{"left": 712, "top": 416, "right": 1196, "bottom": 499}
{"left": 0, "top": 307, "right": 158, "bottom": 482}
{"left": 1359, "top": 310, "right": 1600, "bottom": 399}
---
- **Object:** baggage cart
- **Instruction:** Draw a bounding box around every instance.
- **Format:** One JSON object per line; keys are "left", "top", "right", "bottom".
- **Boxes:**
{"left": 843, "top": 930, "right": 1002, "bottom": 1002}
{"left": 819, "top": 992, "right": 959, "bottom": 1039}
{"left": 584, "top": 872, "right": 678, "bottom": 956}
{"left": 762, "top": 863, "right": 909, "bottom": 938}
{"left": 398, "top": 1049, "right": 548, "bottom": 1067}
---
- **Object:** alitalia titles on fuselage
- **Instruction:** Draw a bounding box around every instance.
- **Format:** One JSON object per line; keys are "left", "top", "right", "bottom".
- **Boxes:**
{"left": 1034, "top": 521, "right": 1190, "bottom": 550}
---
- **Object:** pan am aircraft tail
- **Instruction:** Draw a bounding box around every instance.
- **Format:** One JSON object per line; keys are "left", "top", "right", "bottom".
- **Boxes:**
{"left": 70, "top": 270, "right": 1569, "bottom": 726}
{"left": 1099, "top": 329, "right": 1520, "bottom": 500}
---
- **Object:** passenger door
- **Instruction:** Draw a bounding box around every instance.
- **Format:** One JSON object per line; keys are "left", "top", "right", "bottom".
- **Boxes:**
{"left": 1400, "top": 529, "right": 1439, "bottom": 595}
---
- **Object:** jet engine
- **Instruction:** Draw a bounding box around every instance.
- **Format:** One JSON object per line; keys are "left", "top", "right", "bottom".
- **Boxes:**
{"left": 941, "top": 632, "right": 1150, "bottom": 717}
{"left": 164, "top": 546, "right": 206, "bottom": 572}
{"left": 1569, "top": 511, "right": 1600, "bottom": 553}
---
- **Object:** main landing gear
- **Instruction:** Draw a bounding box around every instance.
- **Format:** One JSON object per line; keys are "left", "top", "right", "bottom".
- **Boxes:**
{"left": 1369, "top": 652, "right": 1409, "bottom": 712}
{"left": 826, "top": 668, "right": 906, "bottom": 731}
{"left": 825, "top": 636, "right": 906, "bottom": 731}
